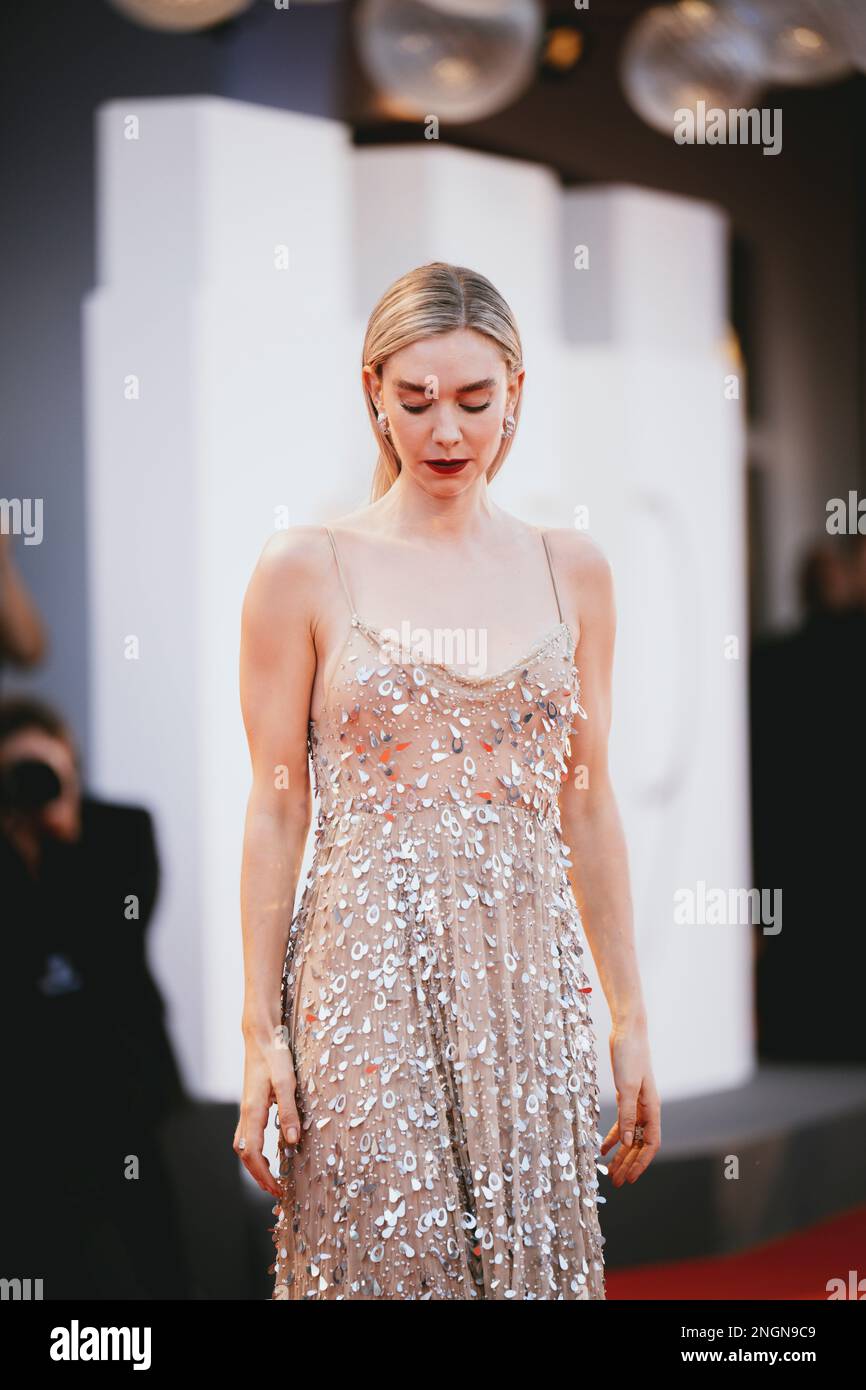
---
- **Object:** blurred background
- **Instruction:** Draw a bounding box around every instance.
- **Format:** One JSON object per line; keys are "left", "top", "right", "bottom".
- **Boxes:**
{"left": 2, "top": 0, "right": 865, "bottom": 1301}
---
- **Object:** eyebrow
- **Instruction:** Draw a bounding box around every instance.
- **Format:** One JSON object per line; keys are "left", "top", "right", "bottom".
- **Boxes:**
{"left": 394, "top": 377, "right": 496, "bottom": 394}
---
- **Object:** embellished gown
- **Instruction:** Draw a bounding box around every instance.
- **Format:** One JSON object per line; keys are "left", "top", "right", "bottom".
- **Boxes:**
{"left": 269, "top": 526, "right": 607, "bottom": 1300}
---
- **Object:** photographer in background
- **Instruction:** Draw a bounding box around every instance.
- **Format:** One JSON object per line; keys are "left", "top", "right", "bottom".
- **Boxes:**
{"left": 750, "top": 538, "right": 866, "bottom": 1063}
{"left": 0, "top": 696, "right": 193, "bottom": 1297}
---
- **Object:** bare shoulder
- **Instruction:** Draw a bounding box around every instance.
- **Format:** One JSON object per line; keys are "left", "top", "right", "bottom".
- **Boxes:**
{"left": 254, "top": 524, "right": 330, "bottom": 577}
{"left": 243, "top": 525, "right": 332, "bottom": 631}
{"left": 542, "top": 527, "right": 613, "bottom": 610}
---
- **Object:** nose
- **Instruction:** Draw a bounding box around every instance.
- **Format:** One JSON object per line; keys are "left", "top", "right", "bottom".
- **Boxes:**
{"left": 430, "top": 406, "right": 463, "bottom": 448}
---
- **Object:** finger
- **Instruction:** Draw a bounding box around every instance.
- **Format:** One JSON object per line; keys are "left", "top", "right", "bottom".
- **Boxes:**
{"left": 612, "top": 1106, "right": 662, "bottom": 1184}
{"left": 234, "top": 1111, "right": 281, "bottom": 1199}
{"left": 276, "top": 1087, "right": 301, "bottom": 1147}
{"left": 247, "top": 1146, "right": 281, "bottom": 1198}
{"left": 618, "top": 1130, "right": 660, "bottom": 1184}
{"left": 243, "top": 1141, "right": 282, "bottom": 1199}
{"left": 610, "top": 1140, "right": 645, "bottom": 1186}
{"left": 606, "top": 1117, "right": 647, "bottom": 1181}
{"left": 641, "top": 1098, "right": 662, "bottom": 1147}
{"left": 599, "top": 1119, "right": 620, "bottom": 1155}
{"left": 605, "top": 1122, "right": 636, "bottom": 1179}
{"left": 607, "top": 1137, "right": 638, "bottom": 1183}
{"left": 619, "top": 1093, "right": 660, "bottom": 1154}
{"left": 272, "top": 1031, "right": 302, "bottom": 1146}
{"left": 612, "top": 1129, "right": 653, "bottom": 1182}
{"left": 622, "top": 1102, "right": 662, "bottom": 1183}
{"left": 624, "top": 1142, "right": 660, "bottom": 1184}
{"left": 616, "top": 1091, "right": 639, "bottom": 1149}
{"left": 603, "top": 1145, "right": 631, "bottom": 1178}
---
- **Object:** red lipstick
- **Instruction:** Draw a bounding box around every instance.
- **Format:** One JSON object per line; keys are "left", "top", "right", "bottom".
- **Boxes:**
{"left": 424, "top": 458, "right": 469, "bottom": 475}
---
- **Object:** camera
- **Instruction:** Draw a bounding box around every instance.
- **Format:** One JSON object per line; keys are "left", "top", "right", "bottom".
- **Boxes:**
{"left": 0, "top": 757, "right": 62, "bottom": 812}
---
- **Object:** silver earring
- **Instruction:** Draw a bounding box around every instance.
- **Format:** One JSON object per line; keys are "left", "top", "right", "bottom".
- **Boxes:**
{"left": 376, "top": 406, "right": 390, "bottom": 437}
{"left": 502, "top": 414, "right": 516, "bottom": 437}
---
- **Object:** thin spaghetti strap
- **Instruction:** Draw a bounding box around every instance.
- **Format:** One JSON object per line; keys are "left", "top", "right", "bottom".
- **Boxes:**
{"left": 540, "top": 530, "right": 565, "bottom": 624}
{"left": 323, "top": 527, "right": 357, "bottom": 620}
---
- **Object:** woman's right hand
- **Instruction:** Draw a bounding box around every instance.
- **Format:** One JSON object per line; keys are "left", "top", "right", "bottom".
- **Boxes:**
{"left": 234, "top": 1026, "right": 301, "bottom": 1200}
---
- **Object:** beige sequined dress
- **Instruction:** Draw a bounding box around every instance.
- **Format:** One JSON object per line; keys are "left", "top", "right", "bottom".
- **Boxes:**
{"left": 270, "top": 526, "right": 607, "bottom": 1300}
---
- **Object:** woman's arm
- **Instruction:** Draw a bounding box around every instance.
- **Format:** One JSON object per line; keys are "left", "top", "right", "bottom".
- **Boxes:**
{"left": 553, "top": 530, "right": 661, "bottom": 1186}
{"left": 0, "top": 531, "right": 48, "bottom": 666}
{"left": 235, "top": 528, "right": 320, "bottom": 1198}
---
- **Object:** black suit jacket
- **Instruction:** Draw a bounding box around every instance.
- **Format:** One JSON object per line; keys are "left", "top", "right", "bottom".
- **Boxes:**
{"left": 1, "top": 795, "right": 188, "bottom": 1188}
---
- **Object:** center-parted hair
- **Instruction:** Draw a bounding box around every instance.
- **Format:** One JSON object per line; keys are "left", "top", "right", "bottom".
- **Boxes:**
{"left": 362, "top": 262, "right": 524, "bottom": 502}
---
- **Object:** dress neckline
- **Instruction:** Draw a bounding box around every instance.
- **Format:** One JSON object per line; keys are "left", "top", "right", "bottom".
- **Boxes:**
{"left": 350, "top": 612, "right": 577, "bottom": 687}
{"left": 309, "top": 614, "right": 580, "bottom": 729}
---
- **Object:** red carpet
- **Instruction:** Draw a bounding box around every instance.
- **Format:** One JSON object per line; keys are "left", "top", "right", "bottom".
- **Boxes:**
{"left": 606, "top": 1205, "right": 866, "bottom": 1300}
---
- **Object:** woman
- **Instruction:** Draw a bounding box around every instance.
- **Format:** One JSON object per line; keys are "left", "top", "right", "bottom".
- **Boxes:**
{"left": 236, "top": 262, "right": 660, "bottom": 1300}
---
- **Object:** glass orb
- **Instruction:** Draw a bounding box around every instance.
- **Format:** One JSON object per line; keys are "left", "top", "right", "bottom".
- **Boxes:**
{"left": 354, "top": 0, "right": 545, "bottom": 124}
{"left": 108, "top": 0, "right": 252, "bottom": 31}
{"left": 718, "top": 0, "right": 853, "bottom": 85}
{"left": 620, "top": 2, "right": 768, "bottom": 138}
{"left": 808, "top": 0, "right": 866, "bottom": 72}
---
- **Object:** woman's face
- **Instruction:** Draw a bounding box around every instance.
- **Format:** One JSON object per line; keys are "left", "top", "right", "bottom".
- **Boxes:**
{"left": 367, "top": 328, "right": 521, "bottom": 493}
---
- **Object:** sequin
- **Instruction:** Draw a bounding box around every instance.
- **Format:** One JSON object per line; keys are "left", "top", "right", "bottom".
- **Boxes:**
{"left": 269, "top": 529, "right": 606, "bottom": 1301}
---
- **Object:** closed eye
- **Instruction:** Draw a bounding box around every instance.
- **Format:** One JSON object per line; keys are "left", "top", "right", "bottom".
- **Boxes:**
{"left": 401, "top": 402, "right": 491, "bottom": 414}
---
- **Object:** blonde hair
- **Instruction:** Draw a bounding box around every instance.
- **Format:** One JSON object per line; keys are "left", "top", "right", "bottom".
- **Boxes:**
{"left": 362, "top": 262, "right": 524, "bottom": 503}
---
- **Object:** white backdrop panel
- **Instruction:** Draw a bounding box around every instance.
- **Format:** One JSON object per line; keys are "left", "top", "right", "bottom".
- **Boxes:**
{"left": 84, "top": 101, "right": 751, "bottom": 1150}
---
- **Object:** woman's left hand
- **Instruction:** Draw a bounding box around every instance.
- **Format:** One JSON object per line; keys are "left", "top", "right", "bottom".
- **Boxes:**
{"left": 601, "top": 1022, "right": 661, "bottom": 1186}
